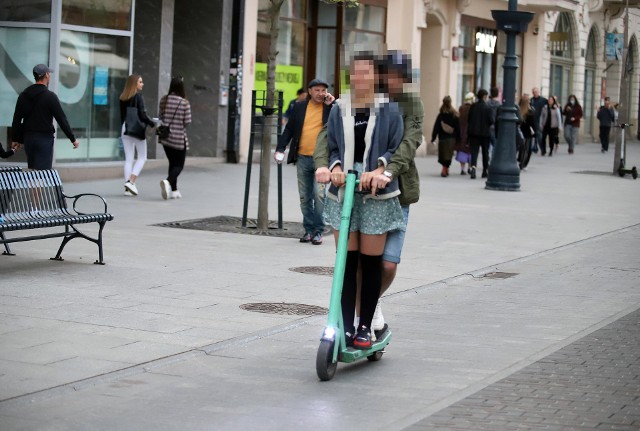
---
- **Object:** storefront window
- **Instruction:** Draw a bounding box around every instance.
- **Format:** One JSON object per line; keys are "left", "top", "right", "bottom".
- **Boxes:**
{"left": 0, "top": 27, "right": 50, "bottom": 145}
{"left": 62, "top": 0, "right": 132, "bottom": 31}
{"left": 457, "top": 26, "right": 475, "bottom": 106}
{"left": 495, "top": 32, "right": 522, "bottom": 98}
{"left": 0, "top": 0, "right": 51, "bottom": 23}
{"left": 550, "top": 13, "right": 574, "bottom": 108}
{"left": 55, "top": 30, "right": 131, "bottom": 162}
{"left": 343, "top": 4, "right": 385, "bottom": 52}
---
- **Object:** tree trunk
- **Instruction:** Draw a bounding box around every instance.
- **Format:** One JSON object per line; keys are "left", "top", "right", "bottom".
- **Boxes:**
{"left": 256, "top": 0, "right": 284, "bottom": 231}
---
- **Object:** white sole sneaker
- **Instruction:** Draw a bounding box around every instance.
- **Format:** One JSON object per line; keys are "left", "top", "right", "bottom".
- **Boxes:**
{"left": 372, "top": 303, "right": 385, "bottom": 331}
{"left": 170, "top": 190, "right": 182, "bottom": 199}
{"left": 124, "top": 190, "right": 133, "bottom": 196}
{"left": 124, "top": 182, "right": 138, "bottom": 196}
{"left": 160, "top": 180, "right": 170, "bottom": 200}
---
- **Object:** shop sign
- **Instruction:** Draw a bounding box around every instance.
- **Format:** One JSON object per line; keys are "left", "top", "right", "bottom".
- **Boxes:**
{"left": 605, "top": 33, "right": 624, "bottom": 61}
{"left": 475, "top": 32, "right": 497, "bottom": 54}
{"left": 254, "top": 63, "right": 304, "bottom": 109}
{"left": 548, "top": 32, "right": 570, "bottom": 52}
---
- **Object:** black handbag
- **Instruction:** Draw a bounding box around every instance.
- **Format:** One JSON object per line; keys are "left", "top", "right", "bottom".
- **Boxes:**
{"left": 156, "top": 98, "right": 181, "bottom": 140}
{"left": 125, "top": 96, "right": 146, "bottom": 138}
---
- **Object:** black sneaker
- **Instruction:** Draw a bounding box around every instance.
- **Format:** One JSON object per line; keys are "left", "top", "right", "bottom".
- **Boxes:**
{"left": 300, "top": 233, "right": 312, "bottom": 243}
{"left": 345, "top": 331, "right": 355, "bottom": 347}
{"left": 353, "top": 326, "right": 372, "bottom": 350}
{"left": 311, "top": 233, "right": 323, "bottom": 245}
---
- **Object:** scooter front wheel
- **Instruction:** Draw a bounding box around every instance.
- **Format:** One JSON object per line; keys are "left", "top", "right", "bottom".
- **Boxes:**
{"left": 632, "top": 167, "right": 638, "bottom": 179}
{"left": 316, "top": 340, "right": 337, "bottom": 381}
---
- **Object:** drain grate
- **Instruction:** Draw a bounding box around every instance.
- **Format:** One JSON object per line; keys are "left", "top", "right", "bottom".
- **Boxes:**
{"left": 240, "top": 302, "right": 328, "bottom": 316}
{"left": 290, "top": 266, "right": 334, "bottom": 276}
{"left": 483, "top": 271, "right": 518, "bottom": 279}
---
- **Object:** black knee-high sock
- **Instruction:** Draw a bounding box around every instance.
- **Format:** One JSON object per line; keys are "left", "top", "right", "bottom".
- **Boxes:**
{"left": 341, "top": 250, "right": 359, "bottom": 334}
{"left": 359, "top": 253, "right": 382, "bottom": 331}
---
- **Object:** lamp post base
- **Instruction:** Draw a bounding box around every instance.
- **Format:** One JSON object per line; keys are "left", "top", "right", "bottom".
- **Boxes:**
{"left": 485, "top": 172, "right": 521, "bottom": 191}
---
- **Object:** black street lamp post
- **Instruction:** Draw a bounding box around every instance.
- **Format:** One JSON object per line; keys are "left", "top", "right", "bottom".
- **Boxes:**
{"left": 486, "top": 0, "right": 533, "bottom": 191}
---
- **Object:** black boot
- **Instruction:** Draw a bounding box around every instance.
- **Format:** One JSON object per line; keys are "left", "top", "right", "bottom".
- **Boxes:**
{"left": 469, "top": 167, "right": 476, "bottom": 179}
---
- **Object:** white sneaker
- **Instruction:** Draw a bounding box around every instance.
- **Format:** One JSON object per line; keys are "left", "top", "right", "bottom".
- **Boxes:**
{"left": 372, "top": 303, "right": 385, "bottom": 331}
{"left": 124, "top": 190, "right": 133, "bottom": 196}
{"left": 170, "top": 190, "right": 182, "bottom": 199}
{"left": 124, "top": 181, "right": 138, "bottom": 196}
{"left": 160, "top": 179, "right": 170, "bottom": 200}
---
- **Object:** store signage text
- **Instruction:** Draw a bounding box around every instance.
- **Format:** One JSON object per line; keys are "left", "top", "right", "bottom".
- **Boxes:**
{"left": 475, "top": 32, "right": 497, "bottom": 54}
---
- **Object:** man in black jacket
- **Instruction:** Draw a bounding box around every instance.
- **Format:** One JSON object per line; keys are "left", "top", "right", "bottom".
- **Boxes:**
{"left": 274, "top": 79, "right": 334, "bottom": 245}
{"left": 467, "top": 88, "right": 494, "bottom": 179}
{"left": 11, "top": 64, "right": 79, "bottom": 170}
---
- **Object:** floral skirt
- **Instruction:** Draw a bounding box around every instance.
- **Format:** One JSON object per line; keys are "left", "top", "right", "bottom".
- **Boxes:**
{"left": 323, "top": 164, "right": 406, "bottom": 235}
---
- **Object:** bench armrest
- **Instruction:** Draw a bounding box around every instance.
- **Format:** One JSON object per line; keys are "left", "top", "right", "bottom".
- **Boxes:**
{"left": 64, "top": 193, "right": 109, "bottom": 215}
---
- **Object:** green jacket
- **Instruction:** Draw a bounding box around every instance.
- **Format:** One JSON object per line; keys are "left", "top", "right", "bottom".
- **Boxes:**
{"left": 314, "top": 91, "right": 424, "bottom": 206}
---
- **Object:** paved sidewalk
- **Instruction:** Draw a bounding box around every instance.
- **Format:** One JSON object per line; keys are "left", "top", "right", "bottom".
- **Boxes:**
{"left": 408, "top": 308, "right": 640, "bottom": 430}
{"left": 0, "top": 140, "right": 639, "bottom": 429}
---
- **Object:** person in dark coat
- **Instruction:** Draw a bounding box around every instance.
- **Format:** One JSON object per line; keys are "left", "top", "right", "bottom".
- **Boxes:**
{"left": 563, "top": 94, "right": 583, "bottom": 154}
{"left": 11, "top": 64, "right": 79, "bottom": 170}
{"left": 466, "top": 88, "right": 494, "bottom": 179}
{"left": 597, "top": 96, "right": 616, "bottom": 153}
{"left": 431, "top": 96, "right": 460, "bottom": 177}
{"left": 530, "top": 87, "right": 548, "bottom": 155}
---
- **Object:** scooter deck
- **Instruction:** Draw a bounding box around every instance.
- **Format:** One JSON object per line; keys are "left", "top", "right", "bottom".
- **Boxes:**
{"left": 339, "top": 328, "right": 392, "bottom": 363}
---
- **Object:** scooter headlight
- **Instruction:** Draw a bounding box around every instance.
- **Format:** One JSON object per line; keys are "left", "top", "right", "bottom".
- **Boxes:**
{"left": 322, "top": 327, "right": 336, "bottom": 341}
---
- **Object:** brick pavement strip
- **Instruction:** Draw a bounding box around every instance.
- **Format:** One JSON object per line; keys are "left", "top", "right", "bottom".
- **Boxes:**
{"left": 405, "top": 308, "right": 640, "bottom": 431}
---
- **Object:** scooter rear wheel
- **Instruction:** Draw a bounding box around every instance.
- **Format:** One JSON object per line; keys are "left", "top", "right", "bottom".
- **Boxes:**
{"left": 367, "top": 351, "right": 383, "bottom": 362}
{"left": 316, "top": 340, "right": 337, "bottom": 381}
{"left": 632, "top": 167, "right": 638, "bottom": 179}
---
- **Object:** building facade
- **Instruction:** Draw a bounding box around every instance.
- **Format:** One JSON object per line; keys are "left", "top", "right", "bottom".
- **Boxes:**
{"left": 237, "top": 0, "right": 640, "bottom": 161}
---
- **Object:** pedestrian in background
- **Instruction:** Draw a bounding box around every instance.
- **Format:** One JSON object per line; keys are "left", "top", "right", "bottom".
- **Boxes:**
{"left": 11, "top": 64, "right": 79, "bottom": 169}
{"left": 487, "top": 86, "right": 501, "bottom": 161}
{"left": 539, "top": 95, "right": 562, "bottom": 156}
{"left": 159, "top": 77, "right": 192, "bottom": 199}
{"left": 431, "top": 96, "right": 459, "bottom": 177}
{"left": 562, "top": 95, "right": 582, "bottom": 154}
{"left": 456, "top": 92, "right": 474, "bottom": 175}
{"left": 119, "top": 74, "right": 157, "bottom": 196}
{"left": 275, "top": 78, "right": 334, "bottom": 245}
{"left": 597, "top": 96, "right": 615, "bottom": 153}
{"left": 518, "top": 94, "right": 536, "bottom": 170}
{"left": 467, "top": 88, "right": 494, "bottom": 179}
{"left": 530, "top": 87, "right": 548, "bottom": 155}
{"left": 282, "top": 88, "right": 307, "bottom": 126}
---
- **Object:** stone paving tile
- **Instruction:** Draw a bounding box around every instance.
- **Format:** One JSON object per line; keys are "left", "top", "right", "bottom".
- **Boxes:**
{"left": 405, "top": 308, "right": 640, "bottom": 431}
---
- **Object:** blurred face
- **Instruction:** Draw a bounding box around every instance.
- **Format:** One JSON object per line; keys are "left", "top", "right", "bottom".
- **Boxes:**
{"left": 604, "top": 98, "right": 610, "bottom": 107}
{"left": 350, "top": 59, "right": 375, "bottom": 94}
{"left": 532, "top": 87, "right": 540, "bottom": 98}
{"left": 308, "top": 85, "right": 327, "bottom": 104}
{"left": 136, "top": 77, "right": 144, "bottom": 91}
{"left": 386, "top": 70, "right": 404, "bottom": 97}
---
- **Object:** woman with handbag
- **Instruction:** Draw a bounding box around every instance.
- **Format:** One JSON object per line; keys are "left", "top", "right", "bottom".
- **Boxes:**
{"left": 517, "top": 94, "right": 536, "bottom": 170}
{"left": 158, "top": 77, "right": 192, "bottom": 200}
{"left": 539, "top": 95, "right": 562, "bottom": 156}
{"left": 431, "top": 96, "right": 460, "bottom": 177}
{"left": 119, "top": 74, "right": 156, "bottom": 196}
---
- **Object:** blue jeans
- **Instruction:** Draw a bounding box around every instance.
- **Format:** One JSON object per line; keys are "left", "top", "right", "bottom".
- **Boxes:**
{"left": 296, "top": 155, "right": 325, "bottom": 235}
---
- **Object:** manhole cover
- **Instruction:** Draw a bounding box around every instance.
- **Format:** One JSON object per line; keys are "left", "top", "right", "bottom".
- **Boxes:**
{"left": 290, "top": 266, "right": 334, "bottom": 276}
{"left": 483, "top": 272, "right": 518, "bottom": 279}
{"left": 240, "top": 302, "right": 328, "bottom": 316}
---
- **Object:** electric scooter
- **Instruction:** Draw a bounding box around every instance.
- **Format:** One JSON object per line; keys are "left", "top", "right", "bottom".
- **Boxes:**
{"left": 316, "top": 171, "right": 392, "bottom": 381}
{"left": 616, "top": 123, "right": 638, "bottom": 179}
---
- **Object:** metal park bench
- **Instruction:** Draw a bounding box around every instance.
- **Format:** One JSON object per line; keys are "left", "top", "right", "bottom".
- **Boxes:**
{"left": 0, "top": 169, "right": 113, "bottom": 264}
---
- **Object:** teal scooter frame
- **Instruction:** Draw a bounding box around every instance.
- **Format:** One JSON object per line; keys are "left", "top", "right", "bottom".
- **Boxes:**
{"left": 316, "top": 171, "right": 392, "bottom": 381}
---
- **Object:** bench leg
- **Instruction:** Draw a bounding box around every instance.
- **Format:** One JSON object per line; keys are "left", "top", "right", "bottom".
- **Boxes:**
{"left": 51, "top": 223, "right": 107, "bottom": 265}
{"left": 1, "top": 232, "right": 15, "bottom": 256}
